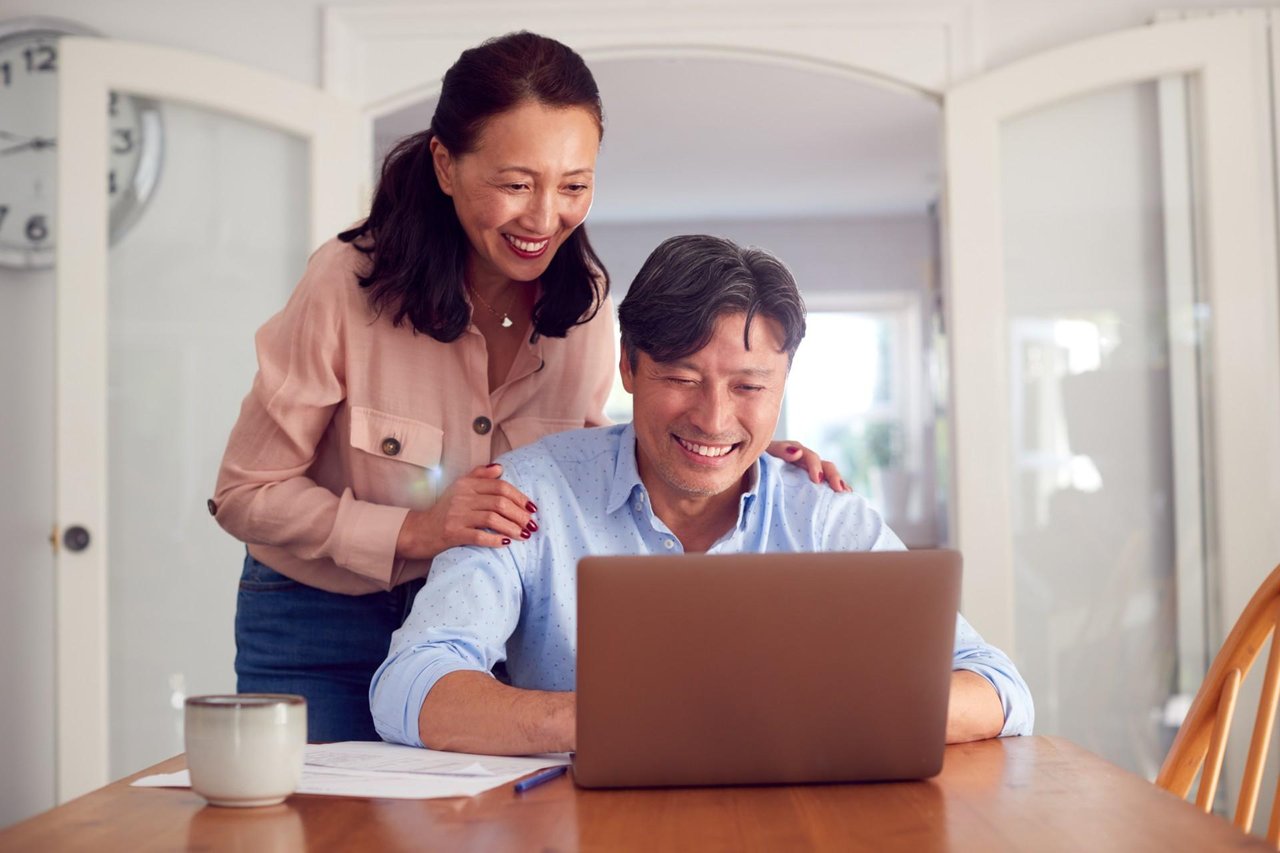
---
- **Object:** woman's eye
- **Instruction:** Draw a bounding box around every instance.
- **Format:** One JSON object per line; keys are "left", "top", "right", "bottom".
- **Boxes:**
{"left": 506, "top": 183, "right": 530, "bottom": 192}
{"left": 566, "top": 183, "right": 590, "bottom": 193}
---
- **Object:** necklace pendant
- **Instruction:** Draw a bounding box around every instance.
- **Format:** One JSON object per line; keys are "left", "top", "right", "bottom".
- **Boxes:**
{"left": 501, "top": 314, "right": 513, "bottom": 329}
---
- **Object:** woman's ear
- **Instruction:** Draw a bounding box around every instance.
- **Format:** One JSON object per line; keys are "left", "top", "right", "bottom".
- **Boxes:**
{"left": 429, "top": 137, "right": 455, "bottom": 196}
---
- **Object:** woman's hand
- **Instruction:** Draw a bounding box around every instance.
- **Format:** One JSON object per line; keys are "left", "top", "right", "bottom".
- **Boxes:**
{"left": 395, "top": 463, "right": 537, "bottom": 559}
{"left": 767, "top": 441, "right": 850, "bottom": 492}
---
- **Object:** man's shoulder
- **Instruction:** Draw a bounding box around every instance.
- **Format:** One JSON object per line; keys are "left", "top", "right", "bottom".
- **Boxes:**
{"left": 759, "top": 455, "right": 901, "bottom": 551}
{"left": 497, "top": 423, "right": 625, "bottom": 481}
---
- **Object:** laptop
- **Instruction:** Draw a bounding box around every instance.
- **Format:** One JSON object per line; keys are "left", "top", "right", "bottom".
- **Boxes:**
{"left": 573, "top": 549, "right": 961, "bottom": 788}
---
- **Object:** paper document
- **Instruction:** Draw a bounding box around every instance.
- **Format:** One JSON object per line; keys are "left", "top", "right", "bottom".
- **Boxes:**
{"left": 304, "top": 741, "right": 570, "bottom": 777}
{"left": 130, "top": 743, "right": 572, "bottom": 800}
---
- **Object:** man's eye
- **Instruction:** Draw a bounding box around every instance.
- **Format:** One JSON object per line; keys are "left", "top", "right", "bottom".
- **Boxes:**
{"left": 667, "top": 377, "right": 696, "bottom": 386}
{"left": 506, "top": 183, "right": 530, "bottom": 191}
{"left": 738, "top": 385, "right": 765, "bottom": 393}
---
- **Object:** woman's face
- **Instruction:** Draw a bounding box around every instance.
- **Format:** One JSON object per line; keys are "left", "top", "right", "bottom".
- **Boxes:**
{"left": 431, "top": 100, "right": 600, "bottom": 290}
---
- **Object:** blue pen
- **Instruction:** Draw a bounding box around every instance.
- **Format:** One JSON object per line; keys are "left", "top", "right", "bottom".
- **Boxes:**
{"left": 514, "top": 764, "right": 569, "bottom": 793}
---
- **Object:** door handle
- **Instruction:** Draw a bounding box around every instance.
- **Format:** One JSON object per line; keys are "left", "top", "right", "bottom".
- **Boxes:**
{"left": 62, "top": 525, "right": 91, "bottom": 552}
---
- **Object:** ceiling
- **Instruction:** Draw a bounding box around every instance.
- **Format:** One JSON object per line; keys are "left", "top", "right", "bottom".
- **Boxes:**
{"left": 373, "top": 56, "right": 942, "bottom": 224}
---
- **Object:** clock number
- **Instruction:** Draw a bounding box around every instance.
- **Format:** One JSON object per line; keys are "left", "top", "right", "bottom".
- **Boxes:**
{"left": 23, "top": 46, "right": 56, "bottom": 73}
{"left": 0, "top": 62, "right": 9, "bottom": 87}
{"left": 26, "top": 216, "right": 48, "bottom": 243}
{"left": 109, "top": 92, "right": 119, "bottom": 117}
{"left": 109, "top": 170, "right": 118, "bottom": 195}
{"left": 112, "top": 129, "right": 134, "bottom": 155}
{"left": 0, "top": 206, "right": 8, "bottom": 231}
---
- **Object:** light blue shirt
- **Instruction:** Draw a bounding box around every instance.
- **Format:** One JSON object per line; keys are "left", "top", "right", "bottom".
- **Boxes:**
{"left": 371, "top": 423, "right": 1034, "bottom": 746}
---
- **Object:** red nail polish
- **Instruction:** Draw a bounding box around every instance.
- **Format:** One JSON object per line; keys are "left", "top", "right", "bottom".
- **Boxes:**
{"left": 787, "top": 446, "right": 800, "bottom": 454}
{"left": 486, "top": 463, "right": 501, "bottom": 469}
{"left": 520, "top": 530, "right": 531, "bottom": 539}
{"left": 501, "top": 537, "right": 511, "bottom": 545}
{"left": 526, "top": 501, "right": 538, "bottom": 513}
{"left": 527, "top": 520, "right": 538, "bottom": 532}
{"left": 818, "top": 472, "right": 825, "bottom": 483}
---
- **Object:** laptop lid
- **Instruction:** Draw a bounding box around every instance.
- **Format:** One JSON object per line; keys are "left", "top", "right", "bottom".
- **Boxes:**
{"left": 574, "top": 550, "right": 961, "bottom": 788}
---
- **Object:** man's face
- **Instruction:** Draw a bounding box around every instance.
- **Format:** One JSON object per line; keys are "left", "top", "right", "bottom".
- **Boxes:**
{"left": 621, "top": 311, "right": 789, "bottom": 506}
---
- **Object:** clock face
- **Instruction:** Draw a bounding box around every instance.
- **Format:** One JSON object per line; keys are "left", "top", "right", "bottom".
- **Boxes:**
{"left": 0, "top": 25, "right": 162, "bottom": 269}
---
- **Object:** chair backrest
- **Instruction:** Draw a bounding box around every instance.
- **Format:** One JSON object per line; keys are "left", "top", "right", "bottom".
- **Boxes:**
{"left": 1157, "top": 562, "right": 1280, "bottom": 844}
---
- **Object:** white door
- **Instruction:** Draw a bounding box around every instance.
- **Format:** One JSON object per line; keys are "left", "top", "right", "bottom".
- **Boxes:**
{"left": 945, "top": 14, "right": 1280, "bottom": 780}
{"left": 54, "top": 38, "right": 367, "bottom": 801}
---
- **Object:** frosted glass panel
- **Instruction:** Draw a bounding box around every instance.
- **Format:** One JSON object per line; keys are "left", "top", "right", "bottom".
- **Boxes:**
{"left": 1001, "top": 81, "right": 1197, "bottom": 779}
{"left": 106, "top": 101, "right": 308, "bottom": 777}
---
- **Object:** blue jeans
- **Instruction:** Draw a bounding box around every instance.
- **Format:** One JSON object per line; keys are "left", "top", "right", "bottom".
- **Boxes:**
{"left": 234, "top": 552, "right": 424, "bottom": 743}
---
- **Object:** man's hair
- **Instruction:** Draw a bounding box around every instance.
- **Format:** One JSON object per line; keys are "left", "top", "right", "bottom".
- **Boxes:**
{"left": 618, "top": 235, "right": 806, "bottom": 369}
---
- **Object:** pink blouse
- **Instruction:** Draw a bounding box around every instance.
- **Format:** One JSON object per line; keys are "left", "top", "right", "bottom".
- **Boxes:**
{"left": 211, "top": 238, "right": 616, "bottom": 594}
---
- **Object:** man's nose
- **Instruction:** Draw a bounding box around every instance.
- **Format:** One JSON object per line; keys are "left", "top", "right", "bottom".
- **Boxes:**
{"left": 688, "top": 385, "right": 734, "bottom": 437}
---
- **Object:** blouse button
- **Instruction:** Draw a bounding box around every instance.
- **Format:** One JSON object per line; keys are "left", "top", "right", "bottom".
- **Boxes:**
{"left": 381, "top": 437, "right": 402, "bottom": 457}
{"left": 473, "top": 416, "right": 493, "bottom": 436}
{"left": 663, "top": 539, "right": 675, "bottom": 549}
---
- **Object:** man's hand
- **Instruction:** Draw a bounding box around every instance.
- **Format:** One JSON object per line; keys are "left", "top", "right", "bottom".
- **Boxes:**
{"left": 945, "top": 670, "right": 1006, "bottom": 743}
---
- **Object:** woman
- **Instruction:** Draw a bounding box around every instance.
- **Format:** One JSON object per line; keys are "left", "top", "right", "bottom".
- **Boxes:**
{"left": 212, "top": 31, "right": 842, "bottom": 742}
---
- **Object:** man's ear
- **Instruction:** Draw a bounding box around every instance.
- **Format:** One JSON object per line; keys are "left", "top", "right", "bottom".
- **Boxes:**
{"left": 619, "top": 350, "right": 635, "bottom": 394}
{"left": 429, "top": 137, "right": 455, "bottom": 196}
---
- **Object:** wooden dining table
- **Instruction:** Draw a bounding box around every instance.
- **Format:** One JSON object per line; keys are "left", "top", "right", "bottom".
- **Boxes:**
{"left": 0, "top": 735, "right": 1268, "bottom": 851}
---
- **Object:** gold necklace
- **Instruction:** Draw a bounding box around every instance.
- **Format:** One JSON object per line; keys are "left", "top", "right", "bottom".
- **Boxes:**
{"left": 469, "top": 283, "right": 516, "bottom": 329}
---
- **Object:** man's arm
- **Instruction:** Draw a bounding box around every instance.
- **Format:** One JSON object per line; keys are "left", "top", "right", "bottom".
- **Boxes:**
{"left": 946, "top": 671, "right": 1005, "bottom": 743}
{"left": 419, "top": 672, "right": 574, "bottom": 754}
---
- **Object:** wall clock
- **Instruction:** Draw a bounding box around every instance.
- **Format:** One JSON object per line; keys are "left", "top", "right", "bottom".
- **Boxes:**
{"left": 0, "top": 17, "right": 163, "bottom": 269}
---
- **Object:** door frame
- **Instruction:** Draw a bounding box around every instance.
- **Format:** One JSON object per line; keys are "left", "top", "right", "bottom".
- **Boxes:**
{"left": 943, "top": 14, "right": 1280, "bottom": 654}
{"left": 54, "top": 37, "right": 367, "bottom": 801}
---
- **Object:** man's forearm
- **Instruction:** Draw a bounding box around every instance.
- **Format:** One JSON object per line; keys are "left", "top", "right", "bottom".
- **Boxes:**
{"left": 418, "top": 670, "right": 575, "bottom": 755}
{"left": 946, "top": 670, "right": 1005, "bottom": 743}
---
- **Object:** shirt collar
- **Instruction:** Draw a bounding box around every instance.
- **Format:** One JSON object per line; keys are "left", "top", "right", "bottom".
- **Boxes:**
{"left": 606, "top": 424, "right": 645, "bottom": 514}
{"left": 605, "top": 423, "right": 764, "bottom": 528}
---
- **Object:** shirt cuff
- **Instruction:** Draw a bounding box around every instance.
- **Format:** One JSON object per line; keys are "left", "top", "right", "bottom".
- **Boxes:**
{"left": 953, "top": 662, "right": 1036, "bottom": 737}
{"left": 369, "top": 647, "right": 487, "bottom": 747}
{"left": 334, "top": 499, "right": 410, "bottom": 586}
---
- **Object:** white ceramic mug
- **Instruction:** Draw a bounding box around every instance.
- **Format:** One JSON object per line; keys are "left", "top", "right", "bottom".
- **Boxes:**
{"left": 184, "top": 694, "right": 307, "bottom": 807}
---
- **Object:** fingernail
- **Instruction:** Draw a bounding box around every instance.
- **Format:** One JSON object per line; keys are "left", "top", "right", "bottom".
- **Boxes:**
{"left": 501, "top": 537, "right": 511, "bottom": 545}
{"left": 486, "top": 463, "right": 501, "bottom": 469}
{"left": 818, "top": 472, "right": 825, "bottom": 483}
{"left": 526, "top": 520, "right": 538, "bottom": 532}
{"left": 787, "top": 445, "right": 800, "bottom": 454}
{"left": 520, "top": 530, "right": 531, "bottom": 539}
{"left": 838, "top": 479, "right": 847, "bottom": 491}
{"left": 526, "top": 501, "right": 538, "bottom": 513}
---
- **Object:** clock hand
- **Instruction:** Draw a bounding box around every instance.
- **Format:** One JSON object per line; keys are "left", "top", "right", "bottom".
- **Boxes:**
{"left": 0, "top": 138, "right": 57, "bottom": 155}
{"left": 0, "top": 129, "right": 34, "bottom": 142}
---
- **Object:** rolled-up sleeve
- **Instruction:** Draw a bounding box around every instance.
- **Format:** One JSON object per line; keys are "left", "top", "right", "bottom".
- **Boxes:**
{"left": 952, "top": 613, "right": 1035, "bottom": 736}
{"left": 369, "top": 543, "right": 524, "bottom": 746}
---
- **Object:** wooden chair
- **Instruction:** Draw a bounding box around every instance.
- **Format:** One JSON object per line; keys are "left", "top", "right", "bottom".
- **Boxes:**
{"left": 1157, "top": 562, "right": 1280, "bottom": 844}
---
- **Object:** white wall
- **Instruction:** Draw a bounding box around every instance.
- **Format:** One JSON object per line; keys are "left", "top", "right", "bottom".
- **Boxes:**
{"left": 589, "top": 215, "right": 933, "bottom": 302}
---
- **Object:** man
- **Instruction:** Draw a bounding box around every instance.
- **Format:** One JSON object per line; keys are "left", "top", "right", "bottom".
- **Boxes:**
{"left": 371, "top": 235, "right": 1033, "bottom": 754}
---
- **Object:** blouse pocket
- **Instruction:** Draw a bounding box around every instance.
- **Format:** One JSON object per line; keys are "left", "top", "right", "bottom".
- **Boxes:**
{"left": 349, "top": 406, "right": 445, "bottom": 469}
{"left": 501, "top": 415, "right": 583, "bottom": 452}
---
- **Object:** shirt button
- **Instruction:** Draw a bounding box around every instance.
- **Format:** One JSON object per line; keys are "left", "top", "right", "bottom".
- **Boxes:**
{"left": 473, "top": 416, "right": 493, "bottom": 436}
{"left": 381, "top": 437, "right": 401, "bottom": 456}
{"left": 663, "top": 539, "right": 675, "bottom": 549}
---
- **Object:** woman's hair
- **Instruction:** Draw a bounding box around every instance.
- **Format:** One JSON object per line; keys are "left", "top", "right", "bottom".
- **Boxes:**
{"left": 338, "top": 31, "right": 608, "bottom": 342}
{"left": 619, "top": 235, "right": 807, "bottom": 370}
